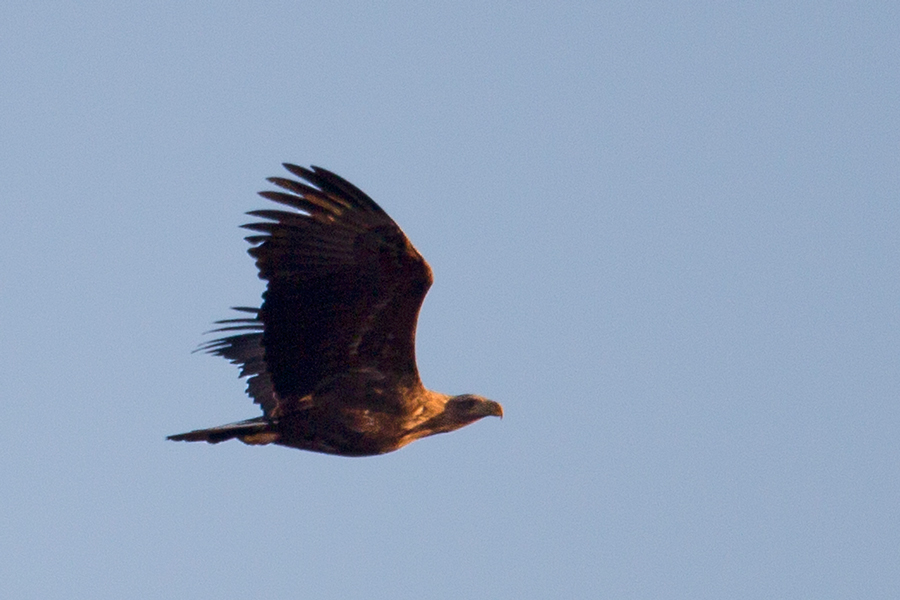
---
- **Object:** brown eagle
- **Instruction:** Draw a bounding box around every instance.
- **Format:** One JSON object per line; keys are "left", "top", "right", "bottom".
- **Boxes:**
{"left": 168, "top": 164, "right": 502, "bottom": 456}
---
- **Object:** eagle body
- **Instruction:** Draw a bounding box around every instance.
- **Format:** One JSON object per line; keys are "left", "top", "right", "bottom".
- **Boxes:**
{"left": 168, "top": 164, "right": 501, "bottom": 456}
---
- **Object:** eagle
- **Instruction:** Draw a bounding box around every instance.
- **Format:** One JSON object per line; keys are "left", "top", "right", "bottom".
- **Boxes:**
{"left": 168, "top": 164, "right": 502, "bottom": 456}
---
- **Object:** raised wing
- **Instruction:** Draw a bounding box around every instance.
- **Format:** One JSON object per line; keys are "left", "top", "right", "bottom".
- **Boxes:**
{"left": 202, "top": 165, "right": 433, "bottom": 415}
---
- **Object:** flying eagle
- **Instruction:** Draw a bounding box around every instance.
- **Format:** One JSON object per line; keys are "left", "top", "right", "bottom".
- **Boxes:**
{"left": 168, "top": 164, "right": 502, "bottom": 456}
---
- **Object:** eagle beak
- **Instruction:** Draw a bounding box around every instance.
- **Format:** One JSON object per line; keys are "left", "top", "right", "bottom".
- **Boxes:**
{"left": 485, "top": 400, "right": 504, "bottom": 419}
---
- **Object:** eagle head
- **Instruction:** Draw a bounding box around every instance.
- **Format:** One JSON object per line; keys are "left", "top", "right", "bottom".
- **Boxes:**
{"left": 444, "top": 394, "right": 504, "bottom": 424}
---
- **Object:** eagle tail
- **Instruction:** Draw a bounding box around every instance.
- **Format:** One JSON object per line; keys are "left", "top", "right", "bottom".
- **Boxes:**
{"left": 167, "top": 417, "right": 279, "bottom": 445}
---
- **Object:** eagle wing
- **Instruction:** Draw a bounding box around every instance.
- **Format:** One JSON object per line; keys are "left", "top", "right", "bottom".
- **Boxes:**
{"left": 200, "top": 165, "right": 433, "bottom": 416}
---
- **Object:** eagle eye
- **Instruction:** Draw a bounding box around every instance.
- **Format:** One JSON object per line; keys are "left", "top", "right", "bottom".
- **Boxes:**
{"left": 455, "top": 398, "right": 479, "bottom": 412}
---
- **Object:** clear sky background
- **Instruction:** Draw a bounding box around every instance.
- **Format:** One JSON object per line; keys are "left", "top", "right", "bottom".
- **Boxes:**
{"left": 2, "top": 2, "right": 898, "bottom": 598}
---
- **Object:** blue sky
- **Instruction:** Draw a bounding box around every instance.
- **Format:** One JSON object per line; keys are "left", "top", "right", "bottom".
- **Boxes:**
{"left": 2, "top": 2, "right": 898, "bottom": 598}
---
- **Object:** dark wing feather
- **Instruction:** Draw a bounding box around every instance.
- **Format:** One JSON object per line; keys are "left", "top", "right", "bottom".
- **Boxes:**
{"left": 196, "top": 307, "right": 279, "bottom": 414}
{"left": 204, "top": 165, "right": 433, "bottom": 415}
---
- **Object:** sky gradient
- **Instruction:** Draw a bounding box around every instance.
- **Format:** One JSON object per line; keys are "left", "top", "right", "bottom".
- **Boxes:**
{"left": 2, "top": 2, "right": 899, "bottom": 598}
